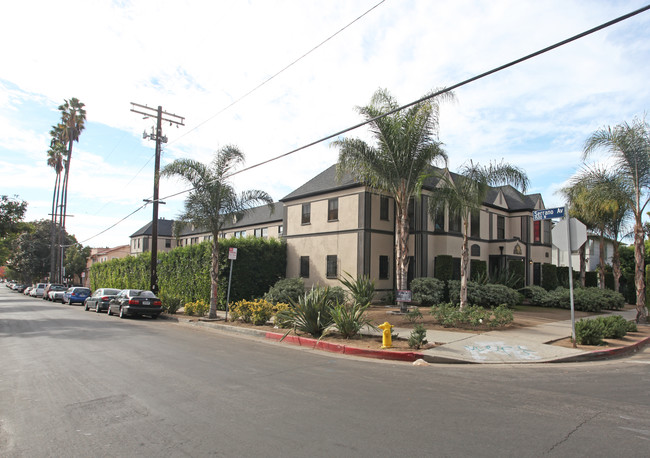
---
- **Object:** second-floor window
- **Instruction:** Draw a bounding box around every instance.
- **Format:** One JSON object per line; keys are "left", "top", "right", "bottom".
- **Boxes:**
{"left": 380, "top": 196, "right": 389, "bottom": 221}
{"left": 533, "top": 220, "right": 541, "bottom": 243}
{"left": 328, "top": 198, "right": 338, "bottom": 221}
{"left": 165, "top": 239, "right": 171, "bottom": 248}
{"left": 497, "top": 216, "right": 505, "bottom": 239}
{"left": 449, "top": 208, "right": 461, "bottom": 233}
{"left": 302, "top": 203, "right": 311, "bottom": 224}
{"left": 379, "top": 255, "right": 389, "bottom": 279}
{"left": 471, "top": 210, "right": 480, "bottom": 238}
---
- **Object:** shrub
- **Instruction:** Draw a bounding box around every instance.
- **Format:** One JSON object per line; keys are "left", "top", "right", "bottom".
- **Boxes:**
{"left": 327, "top": 302, "right": 376, "bottom": 339}
{"left": 339, "top": 272, "right": 375, "bottom": 306}
{"left": 626, "top": 320, "right": 638, "bottom": 332}
{"left": 448, "top": 280, "right": 520, "bottom": 308}
{"left": 491, "top": 304, "right": 514, "bottom": 327}
{"left": 519, "top": 286, "right": 548, "bottom": 306}
{"left": 430, "top": 302, "right": 513, "bottom": 328}
{"left": 327, "top": 286, "right": 346, "bottom": 306}
{"left": 184, "top": 299, "right": 209, "bottom": 317}
{"left": 434, "top": 255, "right": 453, "bottom": 282}
{"left": 557, "top": 266, "right": 570, "bottom": 288}
{"left": 598, "top": 315, "right": 628, "bottom": 339}
{"left": 158, "top": 290, "right": 182, "bottom": 314}
{"left": 507, "top": 259, "right": 525, "bottom": 289}
{"left": 585, "top": 271, "right": 598, "bottom": 288}
{"left": 575, "top": 319, "right": 604, "bottom": 345}
{"left": 405, "top": 307, "right": 423, "bottom": 323}
{"left": 411, "top": 277, "right": 445, "bottom": 306}
{"left": 470, "top": 259, "right": 487, "bottom": 282}
{"left": 408, "top": 324, "right": 428, "bottom": 349}
{"left": 264, "top": 277, "right": 305, "bottom": 305}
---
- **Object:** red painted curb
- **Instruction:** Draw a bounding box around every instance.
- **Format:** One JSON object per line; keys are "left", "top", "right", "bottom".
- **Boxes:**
{"left": 585, "top": 335, "right": 650, "bottom": 359}
{"left": 265, "top": 331, "right": 423, "bottom": 362}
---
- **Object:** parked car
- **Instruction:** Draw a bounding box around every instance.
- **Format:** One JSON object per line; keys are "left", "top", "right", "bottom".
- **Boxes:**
{"left": 84, "top": 288, "right": 121, "bottom": 312}
{"left": 30, "top": 283, "right": 46, "bottom": 297}
{"left": 15, "top": 284, "right": 27, "bottom": 293}
{"left": 47, "top": 285, "right": 68, "bottom": 302}
{"left": 42, "top": 283, "right": 65, "bottom": 300}
{"left": 62, "top": 287, "right": 91, "bottom": 305}
{"left": 107, "top": 289, "right": 162, "bottom": 319}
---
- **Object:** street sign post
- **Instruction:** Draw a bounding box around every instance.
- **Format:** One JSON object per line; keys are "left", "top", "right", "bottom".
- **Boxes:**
{"left": 225, "top": 248, "right": 238, "bottom": 321}
{"left": 537, "top": 206, "right": 582, "bottom": 347}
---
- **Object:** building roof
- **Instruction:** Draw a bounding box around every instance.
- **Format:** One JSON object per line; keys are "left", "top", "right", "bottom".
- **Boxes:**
{"left": 282, "top": 163, "right": 540, "bottom": 211}
{"left": 176, "top": 203, "right": 282, "bottom": 236}
{"left": 130, "top": 218, "right": 175, "bottom": 237}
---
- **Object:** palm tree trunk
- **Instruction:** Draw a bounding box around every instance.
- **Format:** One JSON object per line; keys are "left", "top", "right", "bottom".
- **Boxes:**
{"left": 598, "top": 229, "right": 605, "bottom": 289}
{"left": 395, "top": 195, "right": 409, "bottom": 312}
{"left": 612, "top": 240, "right": 622, "bottom": 293}
{"left": 634, "top": 215, "right": 647, "bottom": 322}
{"left": 49, "top": 172, "right": 60, "bottom": 281}
{"left": 579, "top": 245, "right": 586, "bottom": 287}
{"left": 209, "top": 237, "right": 220, "bottom": 319}
{"left": 459, "top": 217, "right": 470, "bottom": 311}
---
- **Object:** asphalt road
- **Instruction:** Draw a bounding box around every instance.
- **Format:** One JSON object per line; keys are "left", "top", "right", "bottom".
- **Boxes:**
{"left": 1, "top": 286, "right": 649, "bottom": 457}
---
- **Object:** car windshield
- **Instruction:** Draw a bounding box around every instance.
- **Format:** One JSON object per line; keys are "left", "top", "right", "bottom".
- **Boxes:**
{"left": 135, "top": 290, "right": 156, "bottom": 298}
{"left": 75, "top": 288, "right": 90, "bottom": 294}
{"left": 52, "top": 286, "right": 66, "bottom": 291}
{"left": 103, "top": 289, "right": 121, "bottom": 295}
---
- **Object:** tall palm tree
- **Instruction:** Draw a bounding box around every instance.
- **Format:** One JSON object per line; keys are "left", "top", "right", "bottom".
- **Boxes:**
{"left": 332, "top": 88, "right": 454, "bottom": 308}
{"left": 429, "top": 161, "right": 529, "bottom": 310}
{"left": 47, "top": 124, "right": 67, "bottom": 281}
{"left": 162, "top": 145, "right": 273, "bottom": 319}
{"left": 583, "top": 117, "right": 650, "bottom": 322}
{"left": 560, "top": 166, "right": 633, "bottom": 291}
{"left": 58, "top": 98, "right": 86, "bottom": 231}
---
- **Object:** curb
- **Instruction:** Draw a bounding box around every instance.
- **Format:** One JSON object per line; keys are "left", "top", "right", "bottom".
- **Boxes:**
{"left": 552, "top": 336, "right": 650, "bottom": 363}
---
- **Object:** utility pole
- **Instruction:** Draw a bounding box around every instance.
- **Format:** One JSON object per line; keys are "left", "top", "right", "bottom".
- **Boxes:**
{"left": 130, "top": 103, "right": 184, "bottom": 294}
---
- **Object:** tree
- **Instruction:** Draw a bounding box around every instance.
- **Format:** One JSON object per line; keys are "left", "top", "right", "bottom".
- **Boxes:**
{"left": 47, "top": 124, "right": 67, "bottom": 281}
{"left": 0, "top": 195, "right": 28, "bottom": 266}
{"left": 561, "top": 166, "right": 632, "bottom": 291}
{"left": 332, "top": 88, "right": 454, "bottom": 310}
{"left": 8, "top": 220, "right": 57, "bottom": 283}
{"left": 162, "top": 145, "right": 273, "bottom": 319}
{"left": 583, "top": 117, "right": 650, "bottom": 322}
{"left": 64, "top": 243, "right": 91, "bottom": 285}
{"left": 429, "top": 161, "right": 528, "bottom": 310}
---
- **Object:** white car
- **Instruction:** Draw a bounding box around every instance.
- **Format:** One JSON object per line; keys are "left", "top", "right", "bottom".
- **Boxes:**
{"left": 30, "top": 283, "right": 46, "bottom": 297}
{"left": 47, "top": 285, "right": 67, "bottom": 302}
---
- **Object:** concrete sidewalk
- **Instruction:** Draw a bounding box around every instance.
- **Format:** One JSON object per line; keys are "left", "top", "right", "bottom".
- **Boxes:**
{"left": 162, "top": 308, "right": 650, "bottom": 364}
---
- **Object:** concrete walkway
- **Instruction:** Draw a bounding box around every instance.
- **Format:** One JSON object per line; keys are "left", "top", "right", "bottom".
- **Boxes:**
{"left": 162, "top": 308, "right": 650, "bottom": 364}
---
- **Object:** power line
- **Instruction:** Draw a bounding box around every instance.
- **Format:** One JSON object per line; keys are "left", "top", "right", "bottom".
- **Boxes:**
{"left": 78, "top": 3, "right": 650, "bottom": 243}
{"left": 168, "top": 0, "right": 386, "bottom": 146}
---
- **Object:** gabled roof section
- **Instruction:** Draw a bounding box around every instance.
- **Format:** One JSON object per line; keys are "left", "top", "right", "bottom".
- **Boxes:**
{"left": 176, "top": 203, "right": 282, "bottom": 236}
{"left": 130, "top": 219, "right": 175, "bottom": 237}
{"left": 281, "top": 164, "right": 361, "bottom": 202}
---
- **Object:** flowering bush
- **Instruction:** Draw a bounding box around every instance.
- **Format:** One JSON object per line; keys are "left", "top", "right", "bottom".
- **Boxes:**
{"left": 230, "top": 299, "right": 290, "bottom": 325}
{"left": 184, "top": 299, "right": 209, "bottom": 317}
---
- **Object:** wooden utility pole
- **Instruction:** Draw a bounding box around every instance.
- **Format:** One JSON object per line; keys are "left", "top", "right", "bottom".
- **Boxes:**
{"left": 130, "top": 103, "right": 184, "bottom": 294}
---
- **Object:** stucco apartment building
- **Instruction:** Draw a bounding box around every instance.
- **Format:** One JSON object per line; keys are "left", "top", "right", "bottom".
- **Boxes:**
{"left": 130, "top": 164, "right": 553, "bottom": 293}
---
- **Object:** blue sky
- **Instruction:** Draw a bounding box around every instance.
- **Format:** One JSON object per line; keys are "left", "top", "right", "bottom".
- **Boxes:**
{"left": 1, "top": 0, "right": 650, "bottom": 247}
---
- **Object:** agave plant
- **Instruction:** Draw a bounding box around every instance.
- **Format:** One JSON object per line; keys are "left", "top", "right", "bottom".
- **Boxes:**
{"left": 286, "top": 287, "right": 334, "bottom": 337}
{"left": 327, "top": 301, "right": 377, "bottom": 339}
{"left": 339, "top": 271, "right": 375, "bottom": 307}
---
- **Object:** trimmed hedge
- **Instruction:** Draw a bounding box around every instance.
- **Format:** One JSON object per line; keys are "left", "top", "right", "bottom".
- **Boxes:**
{"left": 541, "top": 263, "right": 558, "bottom": 291}
{"left": 90, "top": 237, "right": 286, "bottom": 309}
{"left": 585, "top": 271, "right": 598, "bottom": 288}
{"left": 448, "top": 280, "right": 520, "bottom": 308}
{"left": 508, "top": 259, "right": 525, "bottom": 289}
{"left": 434, "top": 255, "right": 453, "bottom": 282}
{"left": 411, "top": 277, "right": 445, "bottom": 306}
{"left": 525, "top": 286, "right": 625, "bottom": 312}
{"left": 470, "top": 259, "right": 487, "bottom": 282}
{"left": 557, "top": 266, "right": 570, "bottom": 288}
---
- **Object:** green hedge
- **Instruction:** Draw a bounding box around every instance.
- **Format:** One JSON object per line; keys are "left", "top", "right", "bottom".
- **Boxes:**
{"left": 508, "top": 259, "right": 525, "bottom": 289}
{"left": 90, "top": 237, "right": 286, "bottom": 308}
{"left": 447, "top": 280, "right": 520, "bottom": 308}
{"left": 525, "top": 286, "right": 625, "bottom": 312}
{"left": 470, "top": 259, "right": 487, "bottom": 282}
{"left": 434, "top": 255, "right": 453, "bottom": 282}
{"left": 585, "top": 271, "right": 598, "bottom": 288}
{"left": 556, "top": 266, "right": 570, "bottom": 288}
{"left": 541, "top": 263, "right": 558, "bottom": 291}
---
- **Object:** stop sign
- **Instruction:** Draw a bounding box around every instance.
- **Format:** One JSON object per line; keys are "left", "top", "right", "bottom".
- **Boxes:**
{"left": 552, "top": 218, "right": 587, "bottom": 252}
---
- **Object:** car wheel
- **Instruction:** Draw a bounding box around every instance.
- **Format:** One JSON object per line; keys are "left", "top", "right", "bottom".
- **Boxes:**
{"left": 107, "top": 306, "right": 112, "bottom": 316}
{"left": 84, "top": 303, "right": 89, "bottom": 311}
{"left": 119, "top": 307, "right": 126, "bottom": 319}
{"left": 95, "top": 303, "right": 100, "bottom": 313}
{"left": 151, "top": 314, "right": 159, "bottom": 319}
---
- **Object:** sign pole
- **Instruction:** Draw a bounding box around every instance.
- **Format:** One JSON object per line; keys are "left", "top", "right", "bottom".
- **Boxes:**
{"left": 225, "top": 259, "right": 233, "bottom": 322}
{"left": 565, "top": 206, "right": 577, "bottom": 347}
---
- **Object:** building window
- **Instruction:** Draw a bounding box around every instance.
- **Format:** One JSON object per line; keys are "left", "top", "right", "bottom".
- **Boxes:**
{"left": 165, "top": 239, "right": 171, "bottom": 248}
{"left": 497, "top": 216, "right": 505, "bottom": 239}
{"left": 543, "top": 220, "right": 551, "bottom": 244}
{"left": 432, "top": 206, "right": 444, "bottom": 232}
{"left": 137, "top": 238, "right": 140, "bottom": 249}
{"left": 533, "top": 220, "right": 541, "bottom": 243}
{"left": 471, "top": 210, "right": 480, "bottom": 238}
{"left": 143, "top": 237, "right": 149, "bottom": 251}
{"left": 254, "top": 228, "right": 262, "bottom": 237}
{"left": 328, "top": 198, "right": 338, "bottom": 221}
{"left": 219, "top": 232, "right": 226, "bottom": 239}
{"left": 408, "top": 198, "right": 415, "bottom": 231}
{"left": 278, "top": 225, "right": 283, "bottom": 236}
{"left": 521, "top": 217, "right": 529, "bottom": 242}
{"left": 300, "top": 256, "right": 310, "bottom": 278}
{"left": 326, "top": 255, "right": 338, "bottom": 278}
{"left": 449, "top": 208, "right": 461, "bottom": 233}
{"left": 380, "top": 196, "right": 389, "bottom": 221}
{"left": 262, "top": 227, "right": 268, "bottom": 238}
{"left": 191, "top": 237, "right": 199, "bottom": 245}
{"left": 379, "top": 255, "right": 389, "bottom": 280}
{"left": 471, "top": 244, "right": 480, "bottom": 256}
{"left": 301, "top": 203, "right": 311, "bottom": 224}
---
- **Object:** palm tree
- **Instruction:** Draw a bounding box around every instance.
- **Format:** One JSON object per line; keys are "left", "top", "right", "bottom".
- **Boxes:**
{"left": 429, "top": 161, "right": 529, "bottom": 310}
{"left": 57, "top": 98, "right": 86, "bottom": 232}
{"left": 162, "top": 145, "right": 273, "bottom": 319}
{"left": 560, "top": 166, "right": 633, "bottom": 291}
{"left": 583, "top": 117, "right": 650, "bottom": 322}
{"left": 47, "top": 124, "right": 67, "bottom": 281}
{"left": 332, "top": 88, "right": 454, "bottom": 309}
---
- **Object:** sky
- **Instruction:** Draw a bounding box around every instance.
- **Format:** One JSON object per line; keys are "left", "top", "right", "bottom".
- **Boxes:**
{"left": 1, "top": 0, "right": 650, "bottom": 248}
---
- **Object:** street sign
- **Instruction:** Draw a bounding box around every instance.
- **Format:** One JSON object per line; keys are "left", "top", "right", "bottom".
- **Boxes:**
{"left": 533, "top": 207, "right": 565, "bottom": 221}
{"left": 228, "top": 247, "right": 238, "bottom": 260}
{"left": 552, "top": 218, "right": 587, "bottom": 252}
{"left": 396, "top": 290, "right": 412, "bottom": 302}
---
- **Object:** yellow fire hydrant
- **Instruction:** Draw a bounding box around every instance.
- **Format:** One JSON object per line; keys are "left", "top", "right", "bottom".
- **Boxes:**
{"left": 378, "top": 321, "right": 393, "bottom": 349}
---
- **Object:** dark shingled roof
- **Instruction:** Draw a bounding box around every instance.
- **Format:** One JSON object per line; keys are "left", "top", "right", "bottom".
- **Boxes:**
{"left": 130, "top": 219, "right": 175, "bottom": 237}
{"left": 282, "top": 163, "right": 540, "bottom": 210}
{"left": 281, "top": 165, "right": 360, "bottom": 202}
{"left": 175, "top": 203, "right": 282, "bottom": 236}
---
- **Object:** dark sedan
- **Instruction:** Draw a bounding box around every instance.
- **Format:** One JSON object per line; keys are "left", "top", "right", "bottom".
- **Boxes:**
{"left": 107, "top": 289, "right": 162, "bottom": 319}
{"left": 84, "top": 288, "right": 121, "bottom": 312}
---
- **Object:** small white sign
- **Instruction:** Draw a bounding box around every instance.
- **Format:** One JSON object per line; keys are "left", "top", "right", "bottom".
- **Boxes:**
{"left": 228, "top": 247, "right": 238, "bottom": 260}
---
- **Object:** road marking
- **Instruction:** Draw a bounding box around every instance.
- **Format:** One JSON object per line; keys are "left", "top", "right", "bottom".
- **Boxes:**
{"left": 624, "top": 360, "right": 650, "bottom": 364}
